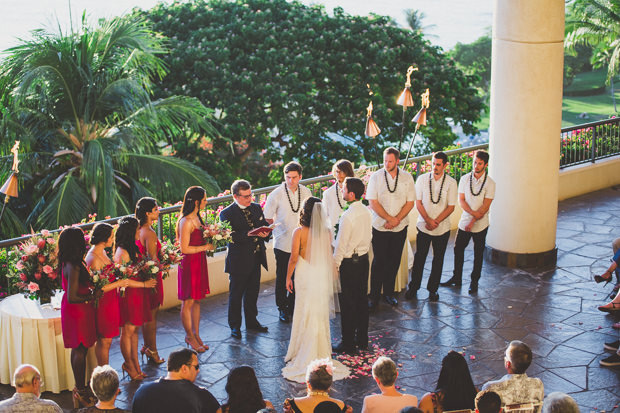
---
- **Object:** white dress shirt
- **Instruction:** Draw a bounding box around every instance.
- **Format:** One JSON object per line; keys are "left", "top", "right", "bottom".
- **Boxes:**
{"left": 458, "top": 171, "right": 496, "bottom": 233}
{"left": 263, "top": 183, "right": 312, "bottom": 253}
{"left": 322, "top": 182, "right": 345, "bottom": 231}
{"left": 333, "top": 201, "right": 373, "bottom": 267}
{"left": 366, "top": 167, "right": 416, "bottom": 232}
{"left": 415, "top": 172, "right": 458, "bottom": 236}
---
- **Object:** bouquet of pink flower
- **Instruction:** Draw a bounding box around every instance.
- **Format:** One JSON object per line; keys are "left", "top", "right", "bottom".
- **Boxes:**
{"left": 9, "top": 229, "right": 60, "bottom": 303}
{"left": 135, "top": 259, "right": 162, "bottom": 293}
{"left": 202, "top": 220, "right": 233, "bottom": 257}
{"left": 89, "top": 267, "right": 112, "bottom": 307}
{"left": 112, "top": 262, "right": 138, "bottom": 297}
{"left": 158, "top": 240, "right": 182, "bottom": 279}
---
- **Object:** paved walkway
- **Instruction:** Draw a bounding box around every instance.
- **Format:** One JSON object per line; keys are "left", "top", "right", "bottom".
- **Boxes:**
{"left": 1, "top": 187, "right": 619, "bottom": 412}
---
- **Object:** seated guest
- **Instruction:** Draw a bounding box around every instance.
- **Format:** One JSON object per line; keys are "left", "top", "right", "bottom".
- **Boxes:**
{"left": 284, "top": 359, "right": 352, "bottom": 413}
{"left": 418, "top": 351, "right": 477, "bottom": 413}
{"left": 314, "top": 401, "right": 343, "bottom": 412}
{"left": 217, "top": 366, "right": 273, "bottom": 412}
{"left": 481, "top": 341, "right": 544, "bottom": 405}
{"left": 132, "top": 348, "right": 219, "bottom": 413}
{"left": 0, "top": 364, "right": 62, "bottom": 412}
{"left": 362, "top": 356, "right": 418, "bottom": 412}
{"left": 541, "top": 392, "right": 579, "bottom": 413}
{"left": 475, "top": 390, "right": 502, "bottom": 413}
{"left": 78, "top": 365, "right": 126, "bottom": 412}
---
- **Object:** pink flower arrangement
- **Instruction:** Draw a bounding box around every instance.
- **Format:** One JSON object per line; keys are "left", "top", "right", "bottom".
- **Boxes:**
{"left": 27, "top": 282, "right": 40, "bottom": 293}
{"left": 159, "top": 240, "right": 182, "bottom": 278}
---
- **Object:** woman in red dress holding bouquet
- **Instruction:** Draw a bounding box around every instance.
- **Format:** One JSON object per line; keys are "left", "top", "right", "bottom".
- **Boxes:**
{"left": 58, "top": 227, "right": 97, "bottom": 408}
{"left": 177, "top": 186, "right": 212, "bottom": 352}
{"left": 115, "top": 216, "right": 157, "bottom": 380}
{"left": 135, "top": 197, "right": 165, "bottom": 364}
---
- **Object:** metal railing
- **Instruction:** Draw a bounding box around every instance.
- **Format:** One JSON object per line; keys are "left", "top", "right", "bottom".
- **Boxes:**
{"left": 560, "top": 117, "right": 620, "bottom": 168}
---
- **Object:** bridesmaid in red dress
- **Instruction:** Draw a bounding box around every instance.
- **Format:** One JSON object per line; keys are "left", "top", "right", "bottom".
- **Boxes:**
{"left": 135, "top": 197, "right": 165, "bottom": 364}
{"left": 115, "top": 216, "right": 157, "bottom": 380}
{"left": 177, "top": 186, "right": 213, "bottom": 353}
{"left": 58, "top": 227, "right": 97, "bottom": 408}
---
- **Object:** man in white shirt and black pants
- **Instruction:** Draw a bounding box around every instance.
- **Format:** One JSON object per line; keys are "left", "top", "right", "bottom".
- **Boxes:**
{"left": 366, "top": 147, "right": 416, "bottom": 309}
{"left": 440, "top": 150, "right": 495, "bottom": 294}
{"left": 263, "top": 161, "right": 312, "bottom": 322}
{"left": 406, "top": 151, "right": 457, "bottom": 302}
{"left": 333, "top": 177, "right": 373, "bottom": 353}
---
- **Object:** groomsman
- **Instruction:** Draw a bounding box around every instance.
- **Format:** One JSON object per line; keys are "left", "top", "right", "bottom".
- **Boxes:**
{"left": 219, "top": 180, "right": 271, "bottom": 339}
{"left": 264, "top": 161, "right": 312, "bottom": 322}
{"left": 333, "top": 177, "right": 372, "bottom": 353}
{"left": 322, "top": 159, "right": 355, "bottom": 232}
{"left": 366, "top": 147, "right": 416, "bottom": 308}
{"left": 440, "top": 150, "right": 495, "bottom": 294}
{"left": 405, "top": 151, "right": 457, "bottom": 302}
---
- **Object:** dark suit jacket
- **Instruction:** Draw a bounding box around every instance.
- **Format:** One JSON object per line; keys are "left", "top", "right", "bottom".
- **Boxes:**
{"left": 219, "top": 202, "right": 270, "bottom": 275}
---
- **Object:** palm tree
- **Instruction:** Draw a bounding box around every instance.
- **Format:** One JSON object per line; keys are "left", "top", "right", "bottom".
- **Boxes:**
{"left": 404, "top": 9, "right": 437, "bottom": 39}
{"left": 1, "top": 14, "right": 221, "bottom": 230}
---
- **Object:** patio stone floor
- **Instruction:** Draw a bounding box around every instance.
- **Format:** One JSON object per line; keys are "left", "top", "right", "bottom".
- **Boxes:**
{"left": 1, "top": 186, "right": 619, "bottom": 412}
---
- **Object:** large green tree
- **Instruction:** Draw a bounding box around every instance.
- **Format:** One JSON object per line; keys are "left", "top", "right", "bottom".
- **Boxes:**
{"left": 141, "top": 0, "right": 484, "bottom": 184}
{"left": 0, "top": 14, "right": 221, "bottom": 233}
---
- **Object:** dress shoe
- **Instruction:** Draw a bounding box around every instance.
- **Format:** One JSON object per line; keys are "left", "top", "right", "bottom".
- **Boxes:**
{"left": 230, "top": 328, "right": 241, "bottom": 339}
{"left": 383, "top": 295, "right": 398, "bottom": 306}
{"left": 332, "top": 342, "right": 355, "bottom": 354}
{"left": 368, "top": 299, "right": 378, "bottom": 309}
{"left": 440, "top": 277, "right": 462, "bottom": 287}
{"left": 468, "top": 283, "right": 479, "bottom": 294}
{"left": 603, "top": 340, "right": 620, "bottom": 352}
{"left": 600, "top": 353, "right": 620, "bottom": 367}
{"left": 404, "top": 288, "right": 417, "bottom": 300}
{"left": 279, "top": 310, "right": 290, "bottom": 323}
{"left": 428, "top": 291, "right": 439, "bottom": 302}
{"left": 246, "top": 323, "right": 268, "bottom": 333}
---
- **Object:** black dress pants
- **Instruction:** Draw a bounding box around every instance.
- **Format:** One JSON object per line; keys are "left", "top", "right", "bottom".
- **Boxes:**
{"left": 338, "top": 254, "right": 369, "bottom": 347}
{"left": 274, "top": 248, "right": 294, "bottom": 314}
{"left": 369, "top": 227, "right": 408, "bottom": 301}
{"left": 409, "top": 229, "right": 450, "bottom": 293}
{"left": 228, "top": 252, "right": 262, "bottom": 329}
{"left": 453, "top": 227, "right": 488, "bottom": 284}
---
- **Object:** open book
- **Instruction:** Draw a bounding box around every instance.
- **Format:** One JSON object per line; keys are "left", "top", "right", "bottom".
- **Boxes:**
{"left": 248, "top": 224, "right": 276, "bottom": 236}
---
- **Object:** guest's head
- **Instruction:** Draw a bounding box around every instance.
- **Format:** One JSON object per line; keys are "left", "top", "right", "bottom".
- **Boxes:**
{"left": 541, "top": 392, "right": 579, "bottom": 413}
{"left": 383, "top": 147, "right": 400, "bottom": 172}
{"left": 332, "top": 159, "right": 354, "bottom": 183}
{"left": 400, "top": 408, "right": 423, "bottom": 413}
{"left": 223, "top": 366, "right": 266, "bottom": 413}
{"left": 284, "top": 161, "right": 303, "bottom": 190}
{"left": 166, "top": 348, "right": 200, "bottom": 382}
{"left": 90, "top": 365, "right": 120, "bottom": 404}
{"left": 343, "top": 177, "right": 365, "bottom": 202}
{"left": 135, "top": 197, "right": 159, "bottom": 227}
{"left": 299, "top": 197, "right": 321, "bottom": 227}
{"left": 436, "top": 351, "right": 477, "bottom": 411}
{"left": 13, "top": 364, "right": 43, "bottom": 396}
{"left": 231, "top": 180, "right": 253, "bottom": 208}
{"left": 179, "top": 186, "right": 207, "bottom": 223}
{"left": 505, "top": 340, "right": 533, "bottom": 374}
{"left": 432, "top": 151, "right": 449, "bottom": 177}
{"left": 372, "top": 356, "right": 398, "bottom": 387}
{"left": 90, "top": 223, "right": 114, "bottom": 247}
{"left": 475, "top": 150, "right": 489, "bottom": 165}
{"left": 58, "top": 227, "right": 87, "bottom": 267}
{"left": 314, "top": 401, "right": 341, "bottom": 412}
{"left": 475, "top": 390, "right": 502, "bottom": 413}
{"left": 306, "top": 359, "right": 334, "bottom": 391}
{"left": 114, "top": 216, "right": 140, "bottom": 262}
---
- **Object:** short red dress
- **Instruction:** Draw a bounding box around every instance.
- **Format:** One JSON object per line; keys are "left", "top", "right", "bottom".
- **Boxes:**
{"left": 178, "top": 228, "right": 210, "bottom": 300}
{"left": 136, "top": 239, "right": 164, "bottom": 309}
{"left": 119, "top": 253, "right": 152, "bottom": 326}
{"left": 95, "top": 263, "right": 121, "bottom": 338}
{"left": 61, "top": 265, "right": 96, "bottom": 348}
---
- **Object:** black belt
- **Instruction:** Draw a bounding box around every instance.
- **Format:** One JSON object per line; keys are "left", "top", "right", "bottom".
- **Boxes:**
{"left": 342, "top": 252, "right": 368, "bottom": 262}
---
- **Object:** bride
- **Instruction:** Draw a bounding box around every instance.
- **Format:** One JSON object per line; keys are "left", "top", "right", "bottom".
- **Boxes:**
{"left": 282, "top": 197, "right": 350, "bottom": 383}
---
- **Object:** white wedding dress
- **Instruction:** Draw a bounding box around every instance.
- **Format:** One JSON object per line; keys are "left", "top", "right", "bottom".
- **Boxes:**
{"left": 282, "top": 203, "right": 350, "bottom": 383}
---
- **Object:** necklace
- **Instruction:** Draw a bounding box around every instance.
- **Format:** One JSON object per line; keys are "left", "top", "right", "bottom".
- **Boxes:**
{"left": 384, "top": 168, "right": 399, "bottom": 193}
{"left": 307, "top": 390, "right": 329, "bottom": 397}
{"left": 469, "top": 171, "right": 487, "bottom": 196}
{"left": 335, "top": 182, "right": 344, "bottom": 209}
{"left": 284, "top": 183, "right": 301, "bottom": 213}
{"left": 429, "top": 173, "right": 446, "bottom": 204}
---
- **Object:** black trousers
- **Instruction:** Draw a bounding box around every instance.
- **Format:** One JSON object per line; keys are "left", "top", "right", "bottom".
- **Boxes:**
{"left": 409, "top": 229, "right": 450, "bottom": 293}
{"left": 453, "top": 227, "right": 488, "bottom": 284}
{"left": 370, "top": 227, "right": 408, "bottom": 300}
{"left": 274, "top": 248, "right": 294, "bottom": 314}
{"left": 338, "top": 254, "right": 370, "bottom": 347}
{"left": 228, "top": 252, "right": 262, "bottom": 329}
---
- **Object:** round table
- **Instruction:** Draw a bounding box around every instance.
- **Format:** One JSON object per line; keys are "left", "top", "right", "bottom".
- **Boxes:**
{"left": 0, "top": 293, "right": 96, "bottom": 393}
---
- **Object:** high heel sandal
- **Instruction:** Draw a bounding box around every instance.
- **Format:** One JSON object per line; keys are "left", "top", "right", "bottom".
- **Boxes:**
{"left": 122, "top": 362, "right": 144, "bottom": 381}
{"left": 594, "top": 272, "right": 612, "bottom": 285}
{"left": 195, "top": 336, "right": 209, "bottom": 351}
{"left": 185, "top": 336, "right": 206, "bottom": 353}
{"left": 72, "top": 386, "right": 96, "bottom": 408}
{"left": 598, "top": 302, "right": 620, "bottom": 313}
{"left": 140, "top": 345, "right": 165, "bottom": 364}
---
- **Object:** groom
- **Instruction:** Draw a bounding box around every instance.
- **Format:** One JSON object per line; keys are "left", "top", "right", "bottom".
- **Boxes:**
{"left": 333, "top": 177, "right": 372, "bottom": 353}
{"left": 220, "top": 179, "right": 271, "bottom": 339}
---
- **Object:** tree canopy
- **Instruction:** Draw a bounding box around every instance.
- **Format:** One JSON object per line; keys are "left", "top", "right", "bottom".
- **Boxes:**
{"left": 141, "top": 0, "right": 484, "bottom": 184}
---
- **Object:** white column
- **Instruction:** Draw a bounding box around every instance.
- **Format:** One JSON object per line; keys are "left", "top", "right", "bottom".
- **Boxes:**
{"left": 487, "top": 0, "right": 565, "bottom": 267}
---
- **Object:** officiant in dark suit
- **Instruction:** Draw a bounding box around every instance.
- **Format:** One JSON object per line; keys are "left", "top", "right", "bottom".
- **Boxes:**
{"left": 219, "top": 179, "right": 271, "bottom": 339}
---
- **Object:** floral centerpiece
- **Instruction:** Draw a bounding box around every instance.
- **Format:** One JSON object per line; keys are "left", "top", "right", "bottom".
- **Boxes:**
{"left": 202, "top": 211, "right": 233, "bottom": 257}
{"left": 8, "top": 230, "right": 60, "bottom": 304}
{"left": 158, "top": 240, "right": 182, "bottom": 278}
